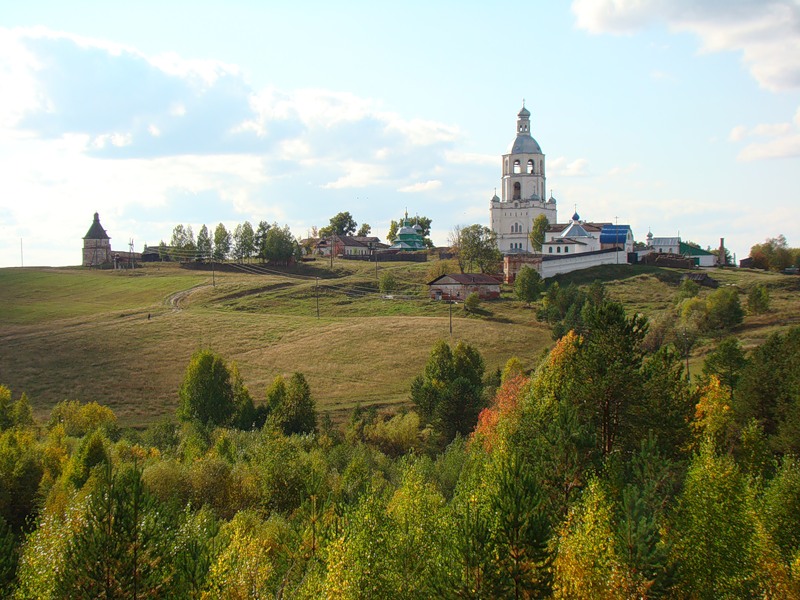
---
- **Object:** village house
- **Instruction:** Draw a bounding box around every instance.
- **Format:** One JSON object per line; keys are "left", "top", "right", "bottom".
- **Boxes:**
{"left": 315, "top": 235, "right": 385, "bottom": 257}
{"left": 428, "top": 273, "right": 502, "bottom": 301}
{"left": 644, "top": 232, "right": 718, "bottom": 267}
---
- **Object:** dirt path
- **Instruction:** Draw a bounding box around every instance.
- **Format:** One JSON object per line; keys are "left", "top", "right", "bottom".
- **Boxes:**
{"left": 165, "top": 284, "right": 212, "bottom": 311}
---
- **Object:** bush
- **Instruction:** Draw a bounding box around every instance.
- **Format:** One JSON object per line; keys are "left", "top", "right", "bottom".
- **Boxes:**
{"left": 363, "top": 412, "right": 421, "bottom": 457}
{"left": 676, "top": 277, "right": 700, "bottom": 302}
{"left": 379, "top": 271, "right": 398, "bottom": 294}
{"left": 464, "top": 292, "right": 480, "bottom": 313}
{"left": 47, "top": 400, "right": 118, "bottom": 438}
{"left": 747, "top": 283, "right": 770, "bottom": 314}
{"left": 706, "top": 287, "right": 744, "bottom": 331}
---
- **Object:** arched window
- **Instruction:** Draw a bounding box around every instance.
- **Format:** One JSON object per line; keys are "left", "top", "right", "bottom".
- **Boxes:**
{"left": 548, "top": 247, "right": 553, "bottom": 254}
{"left": 527, "top": 159, "right": 534, "bottom": 174}
{"left": 539, "top": 159, "right": 543, "bottom": 174}
{"left": 565, "top": 246, "right": 569, "bottom": 253}
{"left": 513, "top": 160, "right": 521, "bottom": 174}
{"left": 513, "top": 182, "right": 521, "bottom": 200}
{"left": 557, "top": 247, "right": 561, "bottom": 253}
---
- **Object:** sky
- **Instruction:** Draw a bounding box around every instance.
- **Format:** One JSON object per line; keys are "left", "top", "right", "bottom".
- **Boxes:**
{"left": 1, "top": 0, "right": 798, "bottom": 267}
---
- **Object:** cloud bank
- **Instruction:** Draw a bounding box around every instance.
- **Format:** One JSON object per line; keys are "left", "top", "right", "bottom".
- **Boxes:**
{"left": 0, "top": 27, "right": 490, "bottom": 265}
{"left": 571, "top": 0, "right": 800, "bottom": 92}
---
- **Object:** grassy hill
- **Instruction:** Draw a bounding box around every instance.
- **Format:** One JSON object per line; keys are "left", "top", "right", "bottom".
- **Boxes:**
{"left": 1, "top": 259, "right": 798, "bottom": 427}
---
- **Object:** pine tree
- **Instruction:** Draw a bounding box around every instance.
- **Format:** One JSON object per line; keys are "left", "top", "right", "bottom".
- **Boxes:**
{"left": 57, "top": 463, "right": 177, "bottom": 599}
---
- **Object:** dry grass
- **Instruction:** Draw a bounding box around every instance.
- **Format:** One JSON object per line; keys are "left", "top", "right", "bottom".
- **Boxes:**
{"left": 0, "top": 262, "right": 551, "bottom": 426}
{"left": 1, "top": 261, "right": 796, "bottom": 427}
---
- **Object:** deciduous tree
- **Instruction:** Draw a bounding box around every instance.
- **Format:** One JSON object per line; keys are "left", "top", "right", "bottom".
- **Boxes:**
{"left": 232, "top": 221, "right": 255, "bottom": 262}
{"left": 459, "top": 224, "right": 502, "bottom": 273}
{"left": 263, "top": 224, "right": 296, "bottom": 264}
{"left": 196, "top": 224, "right": 212, "bottom": 260}
{"left": 321, "top": 211, "right": 357, "bottom": 237}
{"left": 529, "top": 214, "right": 549, "bottom": 252}
{"left": 514, "top": 265, "right": 544, "bottom": 305}
{"left": 177, "top": 350, "right": 235, "bottom": 427}
{"left": 213, "top": 223, "right": 231, "bottom": 260}
{"left": 254, "top": 220, "right": 271, "bottom": 260}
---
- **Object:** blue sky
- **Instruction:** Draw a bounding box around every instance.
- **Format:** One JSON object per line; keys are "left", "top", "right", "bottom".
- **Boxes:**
{"left": 1, "top": 0, "right": 798, "bottom": 267}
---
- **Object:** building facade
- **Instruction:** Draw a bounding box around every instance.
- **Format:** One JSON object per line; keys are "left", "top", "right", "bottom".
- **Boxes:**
{"left": 490, "top": 105, "right": 558, "bottom": 254}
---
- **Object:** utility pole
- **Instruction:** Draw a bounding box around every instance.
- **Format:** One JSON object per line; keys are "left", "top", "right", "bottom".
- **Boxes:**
{"left": 449, "top": 300, "right": 453, "bottom": 335}
{"left": 20, "top": 238, "right": 23, "bottom": 267}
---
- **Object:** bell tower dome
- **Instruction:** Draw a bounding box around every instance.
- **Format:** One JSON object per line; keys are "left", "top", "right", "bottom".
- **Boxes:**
{"left": 502, "top": 104, "right": 546, "bottom": 203}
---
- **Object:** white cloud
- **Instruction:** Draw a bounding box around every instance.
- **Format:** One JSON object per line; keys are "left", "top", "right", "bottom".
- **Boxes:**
{"left": 398, "top": 180, "right": 441, "bottom": 193}
{"left": 608, "top": 163, "right": 640, "bottom": 176}
{"left": 321, "top": 162, "right": 388, "bottom": 189}
{"left": 729, "top": 106, "right": 800, "bottom": 160}
{"left": 729, "top": 125, "right": 747, "bottom": 142}
{"left": 549, "top": 157, "right": 590, "bottom": 176}
{"left": 738, "top": 135, "right": 800, "bottom": 161}
{"left": 444, "top": 150, "right": 496, "bottom": 166}
{"left": 386, "top": 118, "right": 460, "bottom": 146}
{"left": 0, "top": 26, "right": 480, "bottom": 266}
{"left": 572, "top": 0, "right": 800, "bottom": 91}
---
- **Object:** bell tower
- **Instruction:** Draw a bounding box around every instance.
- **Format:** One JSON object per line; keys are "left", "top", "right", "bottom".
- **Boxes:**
{"left": 490, "top": 104, "right": 558, "bottom": 255}
{"left": 501, "top": 104, "right": 546, "bottom": 203}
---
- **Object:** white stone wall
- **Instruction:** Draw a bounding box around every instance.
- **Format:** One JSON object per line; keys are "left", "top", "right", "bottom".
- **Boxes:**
{"left": 539, "top": 250, "right": 628, "bottom": 279}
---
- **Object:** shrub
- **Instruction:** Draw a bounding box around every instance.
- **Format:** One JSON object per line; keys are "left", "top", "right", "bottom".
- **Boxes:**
{"left": 379, "top": 271, "right": 397, "bottom": 294}
{"left": 464, "top": 292, "right": 480, "bottom": 313}
{"left": 706, "top": 287, "right": 744, "bottom": 331}
{"left": 747, "top": 283, "right": 770, "bottom": 314}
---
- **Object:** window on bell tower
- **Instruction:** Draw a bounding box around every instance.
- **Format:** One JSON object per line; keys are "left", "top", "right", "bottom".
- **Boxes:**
{"left": 513, "top": 160, "right": 521, "bottom": 174}
{"left": 527, "top": 159, "right": 534, "bottom": 174}
{"left": 513, "top": 182, "right": 521, "bottom": 200}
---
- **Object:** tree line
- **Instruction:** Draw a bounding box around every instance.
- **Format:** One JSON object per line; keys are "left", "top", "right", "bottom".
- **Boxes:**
{"left": 163, "top": 221, "right": 299, "bottom": 263}
{"left": 749, "top": 234, "right": 800, "bottom": 271}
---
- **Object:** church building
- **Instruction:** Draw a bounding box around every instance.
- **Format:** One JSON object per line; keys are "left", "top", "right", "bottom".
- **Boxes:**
{"left": 490, "top": 105, "right": 557, "bottom": 254}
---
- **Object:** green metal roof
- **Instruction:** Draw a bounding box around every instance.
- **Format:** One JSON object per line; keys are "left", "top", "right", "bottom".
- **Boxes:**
{"left": 680, "top": 242, "right": 713, "bottom": 256}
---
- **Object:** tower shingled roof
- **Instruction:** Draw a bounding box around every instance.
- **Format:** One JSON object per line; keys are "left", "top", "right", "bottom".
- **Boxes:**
{"left": 83, "top": 212, "right": 110, "bottom": 240}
